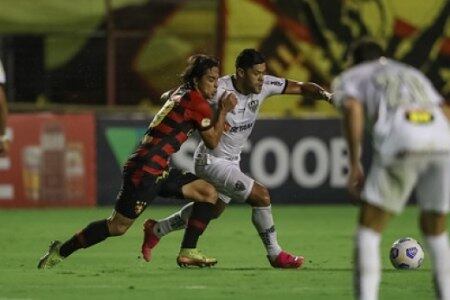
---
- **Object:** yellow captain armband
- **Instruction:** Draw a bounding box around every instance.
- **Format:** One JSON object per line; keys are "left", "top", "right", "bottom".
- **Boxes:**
{"left": 405, "top": 110, "right": 434, "bottom": 124}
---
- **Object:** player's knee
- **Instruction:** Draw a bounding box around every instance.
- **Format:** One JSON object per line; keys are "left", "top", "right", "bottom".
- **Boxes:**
{"left": 259, "top": 188, "right": 271, "bottom": 206}
{"left": 249, "top": 186, "right": 271, "bottom": 207}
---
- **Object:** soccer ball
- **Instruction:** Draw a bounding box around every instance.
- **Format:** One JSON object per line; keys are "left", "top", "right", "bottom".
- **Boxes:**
{"left": 389, "top": 237, "right": 424, "bottom": 270}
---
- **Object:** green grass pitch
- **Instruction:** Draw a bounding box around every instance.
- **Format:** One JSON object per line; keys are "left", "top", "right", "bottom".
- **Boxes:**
{"left": 0, "top": 205, "right": 445, "bottom": 299}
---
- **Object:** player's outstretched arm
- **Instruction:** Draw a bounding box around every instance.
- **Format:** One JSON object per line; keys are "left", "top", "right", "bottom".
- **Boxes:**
{"left": 284, "top": 80, "right": 333, "bottom": 104}
{"left": 200, "top": 92, "right": 237, "bottom": 149}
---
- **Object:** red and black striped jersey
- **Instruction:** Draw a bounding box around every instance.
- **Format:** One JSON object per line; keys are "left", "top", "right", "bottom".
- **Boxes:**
{"left": 126, "top": 85, "right": 214, "bottom": 178}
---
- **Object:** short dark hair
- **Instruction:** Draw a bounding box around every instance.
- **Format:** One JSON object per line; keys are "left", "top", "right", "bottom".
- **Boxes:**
{"left": 235, "top": 48, "right": 265, "bottom": 70}
{"left": 347, "top": 38, "right": 385, "bottom": 66}
{"left": 181, "top": 54, "right": 219, "bottom": 87}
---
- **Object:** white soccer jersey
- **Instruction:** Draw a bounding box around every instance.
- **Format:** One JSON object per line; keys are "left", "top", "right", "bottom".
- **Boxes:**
{"left": 195, "top": 74, "right": 286, "bottom": 160}
{"left": 0, "top": 59, "right": 5, "bottom": 84}
{"left": 332, "top": 58, "right": 450, "bottom": 161}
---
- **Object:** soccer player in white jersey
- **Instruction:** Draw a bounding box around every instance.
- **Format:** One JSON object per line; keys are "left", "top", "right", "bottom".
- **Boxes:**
{"left": 140, "top": 48, "right": 332, "bottom": 268}
{"left": 0, "top": 59, "right": 9, "bottom": 156}
{"left": 332, "top": 39, "right": 450, "bottom": 300}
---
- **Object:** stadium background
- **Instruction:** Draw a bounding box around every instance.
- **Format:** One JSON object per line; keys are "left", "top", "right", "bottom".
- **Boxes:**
{"left": 0, "top": 1, "right": 449, "bottom": 299}
{"left": 1, "top": 0, "right": 448, "bottom": 208}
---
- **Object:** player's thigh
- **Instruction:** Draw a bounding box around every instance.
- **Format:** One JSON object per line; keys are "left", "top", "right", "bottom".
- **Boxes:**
{"left": 361, "top": 157, "right": 419, "bottom": 214}
{"left": 195, "top": 160, "right": 254, "bottom": 203}
{"left": 160, "top": 168, "right": 217, "bottom": 203}
{"left": 114, "top": 171, "right": 158, "bottom": 219}
{"left": 181, "top": 179, "right": 217, "bottom": 203}
{"left": 416, "top": 155, "right": 450, "bottom": 214}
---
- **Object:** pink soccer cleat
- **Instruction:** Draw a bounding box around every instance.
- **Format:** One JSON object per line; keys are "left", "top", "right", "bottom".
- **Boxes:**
{"left": 141, "top": 219, "right": 160, "bottom": 262}
{"left": 268, "top": 250, "right": 304, "bottom": 269}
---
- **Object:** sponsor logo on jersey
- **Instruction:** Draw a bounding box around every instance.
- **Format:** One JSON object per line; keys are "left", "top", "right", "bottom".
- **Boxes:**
{"left": 270, "top": 80, "right": 283, "bottom": 86}
{"left": 248, "top": 99, "right": 259, "bottom": 113}
{"left": 229, "top": 122, "right": 254, "bottom": 133}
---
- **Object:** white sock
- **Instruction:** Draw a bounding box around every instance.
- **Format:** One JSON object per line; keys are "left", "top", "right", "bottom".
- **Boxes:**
{"left": 251, "top": 205, "right": 282, "bottom": 260}
{"left": 355, "top": 226, "right": 381, "bottom": 300}
{"left": 153, "top": 202, "right": 194, "bottom": 238}
{"left": 424, "top": 232, "right": 450, "bottom": 300}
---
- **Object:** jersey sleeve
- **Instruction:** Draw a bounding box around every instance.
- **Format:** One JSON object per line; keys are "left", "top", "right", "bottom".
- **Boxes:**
{"left": 331, "top": 70, "right": 364, "bottom": 109}
{"left": 415, "top": 70, "right": 443, "bottom": 105}
{"left": 187, "top": 91, "right": 214, "bottom": 131}
{"left": 262, "top": 75, "right": 287, "bottom": 97}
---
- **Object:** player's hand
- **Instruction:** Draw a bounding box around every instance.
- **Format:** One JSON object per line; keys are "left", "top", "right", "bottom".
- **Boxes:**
{"left": 0, "top": 139, "right": 10, "bottom": 157}
{"left": 319, "top": 90, "right": 333, "bottom": 104}
{"left": 347, "top": 162, "right": 364, "bottom": 204}
{"left": 219, "top": 92, "right": 237, "bottom": 112}
{"left": 301, "top": 82, "right": 333, "bottom": 103}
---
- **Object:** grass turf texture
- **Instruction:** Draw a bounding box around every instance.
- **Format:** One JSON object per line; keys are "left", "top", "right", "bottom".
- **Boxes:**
{"left": 0, "top": 205, "right": 444, "bottom": 299}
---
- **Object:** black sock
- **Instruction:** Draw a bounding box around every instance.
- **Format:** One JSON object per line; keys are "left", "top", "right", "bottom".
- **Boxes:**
{"left": 181, "top": 202, "right": 214, "bottom": 249}
{"left": 59, "top": 219, "right": 110, "bottom": 257}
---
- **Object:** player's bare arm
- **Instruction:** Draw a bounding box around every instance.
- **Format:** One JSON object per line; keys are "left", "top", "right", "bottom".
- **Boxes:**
{"left": 284, "top": 80, "right": 332, "bottom": 103}
{"left": 0, "top": 84, "right": 9, "bottom": 155}
{"left": 200, "top": 92, "right": 237, "bottom": 149}
{"left": 342, "top": 97, "right": 364, "bottom": 201}
{"left": 443, "top": 102, "right": 450, "bottom": 121}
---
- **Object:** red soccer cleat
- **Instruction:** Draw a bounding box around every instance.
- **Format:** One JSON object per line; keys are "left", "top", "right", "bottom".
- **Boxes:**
{"left": 268, "top": 250, "right": 304, "bottom": 269}
{"left": 141, "top": 219, "right": 160, "bottom": 262}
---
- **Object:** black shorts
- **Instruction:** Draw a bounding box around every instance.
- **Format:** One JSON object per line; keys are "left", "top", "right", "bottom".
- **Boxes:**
{"left": 115, "top": 168, "right": 199, "bottom": 219}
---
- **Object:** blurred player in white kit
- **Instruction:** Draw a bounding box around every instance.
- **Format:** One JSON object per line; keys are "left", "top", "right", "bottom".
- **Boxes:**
{"left": 141, "top": 48, "right": 332, "bottom": 268}
{"left": 332, "top": 39, "right": 450, "bottom": 300}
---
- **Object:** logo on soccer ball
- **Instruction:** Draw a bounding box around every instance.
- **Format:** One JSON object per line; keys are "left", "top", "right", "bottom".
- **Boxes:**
{"left": 390, "top": 247, "right": 399, "bottom": 259}
{"left": 406, "top": 247, "right": 418, "bottom": 259}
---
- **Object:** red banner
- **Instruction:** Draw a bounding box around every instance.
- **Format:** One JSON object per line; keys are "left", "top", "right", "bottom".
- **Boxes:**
{"left": 0, "top": 113, "right": 96, "bottom": 207}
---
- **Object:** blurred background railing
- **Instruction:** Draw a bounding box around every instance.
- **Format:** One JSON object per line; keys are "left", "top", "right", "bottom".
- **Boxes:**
{"left": 1, "top": 0, "right": 448, "bottom": 116}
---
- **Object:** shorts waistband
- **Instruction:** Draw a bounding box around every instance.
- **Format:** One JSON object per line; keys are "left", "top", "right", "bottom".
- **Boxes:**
{"left": 195, "top": 153, "right": 240, "bottom": 163}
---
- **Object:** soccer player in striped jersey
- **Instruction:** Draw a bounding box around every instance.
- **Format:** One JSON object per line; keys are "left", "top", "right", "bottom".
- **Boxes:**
{"left": 38, "top": 54, "right": 237, "bottom": 269}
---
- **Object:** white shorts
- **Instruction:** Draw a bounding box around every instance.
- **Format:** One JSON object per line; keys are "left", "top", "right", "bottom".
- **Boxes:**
{"left": 362, "top": 153, "right": 450, "bottom": 214}
{"left": 194, "top": 155, "right": 254, "bottom": 204}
